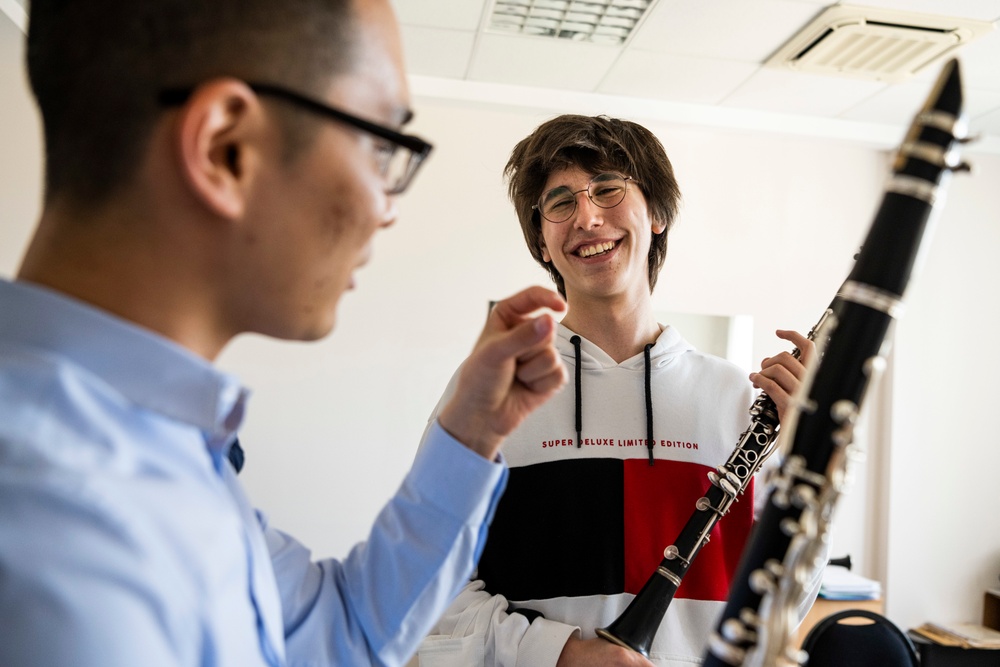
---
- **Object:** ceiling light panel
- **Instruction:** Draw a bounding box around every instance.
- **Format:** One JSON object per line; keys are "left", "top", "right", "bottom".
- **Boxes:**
{"left": 488, "top": 0, "right": 654, "bottom": 45}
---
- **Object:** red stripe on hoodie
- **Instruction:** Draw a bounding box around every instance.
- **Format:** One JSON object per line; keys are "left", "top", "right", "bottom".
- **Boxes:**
{"left": 623, "top": 458, "right": 755, "bottom": 600}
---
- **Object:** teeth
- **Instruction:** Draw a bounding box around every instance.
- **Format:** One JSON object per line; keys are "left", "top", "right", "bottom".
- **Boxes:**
{"left": 578, "top": 241, "right": 615, "bottom": 258}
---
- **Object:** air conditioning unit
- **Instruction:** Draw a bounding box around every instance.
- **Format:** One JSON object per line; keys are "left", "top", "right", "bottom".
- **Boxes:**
{"left": 765, "top": 4, "right": 996, "bottom": 82}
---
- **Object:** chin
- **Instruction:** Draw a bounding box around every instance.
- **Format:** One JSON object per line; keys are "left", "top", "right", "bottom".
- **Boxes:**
{"left": 260, "top": 309, "right": 339, "bottom": 343}
{"left": 304, "top": 313, "right": 339, "bottom": 341}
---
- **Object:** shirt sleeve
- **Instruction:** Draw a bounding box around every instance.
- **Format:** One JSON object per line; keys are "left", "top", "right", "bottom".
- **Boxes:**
{"left": 266, "top": 420, "right": 508, "bottom": 667}
{"left": 419, "top": 578, "right": 579, "bottom": 667}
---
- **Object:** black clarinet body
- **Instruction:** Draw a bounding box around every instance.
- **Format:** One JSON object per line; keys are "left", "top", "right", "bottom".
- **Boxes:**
{"left": 703, "top": 57, "right": 967, "bottom": 667}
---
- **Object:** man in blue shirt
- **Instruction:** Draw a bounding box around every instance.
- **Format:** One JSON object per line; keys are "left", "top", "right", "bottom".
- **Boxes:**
{"left": 0, "top": 1, "right": 568, "bottom": 666}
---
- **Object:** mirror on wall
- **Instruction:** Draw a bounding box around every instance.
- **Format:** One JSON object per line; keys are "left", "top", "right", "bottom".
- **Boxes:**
{"left": 656, "top": 311, "right": 754, "bottom": 372}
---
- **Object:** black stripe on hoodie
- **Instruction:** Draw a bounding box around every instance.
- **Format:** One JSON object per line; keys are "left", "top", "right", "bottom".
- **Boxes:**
{"left": 476, "top": 458, "right": 624, "bottom": 601}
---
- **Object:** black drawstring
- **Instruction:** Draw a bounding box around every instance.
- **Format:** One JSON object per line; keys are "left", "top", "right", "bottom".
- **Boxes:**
{"left": 571, "top": 335, "right": 582, "bottom": 447}
{"left": 570, "top": 335, "right": 656, "bottom": 463}
{"left": 644, "top": 343, "right": 655, "bottom": 466}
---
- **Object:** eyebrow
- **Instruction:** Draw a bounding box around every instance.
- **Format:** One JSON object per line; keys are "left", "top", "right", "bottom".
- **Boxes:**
{"left": 541, "top": 185, "right": 573, "bottom": 202}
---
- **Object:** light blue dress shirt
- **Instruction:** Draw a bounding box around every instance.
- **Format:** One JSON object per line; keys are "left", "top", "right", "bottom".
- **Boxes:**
{"left": 0, "top": 278, "right": 507, "bottom": 667}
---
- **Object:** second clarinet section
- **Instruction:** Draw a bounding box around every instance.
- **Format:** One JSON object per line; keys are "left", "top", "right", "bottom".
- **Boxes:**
{"left": 703, "top": 57, "right": 969, "bottom": 667}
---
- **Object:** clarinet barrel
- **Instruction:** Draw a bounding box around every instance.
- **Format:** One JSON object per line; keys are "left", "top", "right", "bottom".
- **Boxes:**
{"left": 703, "top": 57, "right": 968, "bottom": 667}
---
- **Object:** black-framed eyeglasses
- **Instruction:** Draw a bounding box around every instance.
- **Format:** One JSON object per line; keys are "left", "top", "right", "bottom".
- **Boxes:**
{"left": 159, "top": 82, "right": 433, "bottom": 195}
{"left": 532, "top": 172, "right": 637, "bottom": 223}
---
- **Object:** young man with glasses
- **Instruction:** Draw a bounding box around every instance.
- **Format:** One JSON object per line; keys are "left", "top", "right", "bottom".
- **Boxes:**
{"left": 419, "top": 115, "right": 816, "bottom": 667}
{"left": 0, "top": 1, "right": 568, "bottom": 666}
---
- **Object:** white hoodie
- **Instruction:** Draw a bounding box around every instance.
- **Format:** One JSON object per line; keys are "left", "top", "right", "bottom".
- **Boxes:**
{"left": 419, "top": 324, "right": 765, "bottom": 667}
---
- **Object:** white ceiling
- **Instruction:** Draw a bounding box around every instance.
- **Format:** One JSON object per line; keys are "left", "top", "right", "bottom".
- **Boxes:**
{"left": 3, "top": 0, "right": 998, "bottom": 149}
{"left": 392, "top": 0, "right": 1000, "bottom": 151}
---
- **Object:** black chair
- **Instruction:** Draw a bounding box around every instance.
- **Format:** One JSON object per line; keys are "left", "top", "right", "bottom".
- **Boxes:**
{"left": 801, "top": 608, "right": 920, "bottom": 667}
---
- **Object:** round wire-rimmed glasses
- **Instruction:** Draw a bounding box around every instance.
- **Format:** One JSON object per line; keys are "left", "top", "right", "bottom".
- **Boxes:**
{"left": 533, "top": 172, "right": 637, "bottom": 223}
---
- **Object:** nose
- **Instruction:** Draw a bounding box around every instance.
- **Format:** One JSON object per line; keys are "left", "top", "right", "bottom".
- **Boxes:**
{"left": 572, "top": 192, "right": 603, "bottom": 230}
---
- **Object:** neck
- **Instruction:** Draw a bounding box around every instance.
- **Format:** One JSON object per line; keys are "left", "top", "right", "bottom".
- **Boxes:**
{"left": 560, "top": 290, "right": 661, "bottom": 363}
{"left": 17, "top": 199, "right": 233, "bottom": 361}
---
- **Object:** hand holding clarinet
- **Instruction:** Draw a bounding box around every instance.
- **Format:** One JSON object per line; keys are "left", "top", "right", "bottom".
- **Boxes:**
{"left": 750, "top": 330, "right": 817, "bottom": 423}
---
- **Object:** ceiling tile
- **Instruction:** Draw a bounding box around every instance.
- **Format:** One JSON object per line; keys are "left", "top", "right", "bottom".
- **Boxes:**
{"left": 960, "top": 89, "right": 1000, "bottom": 134}
{"left": 965, "top": 87, "right": 1000, "bottom": 117}
{"left": 468, "top": 33, "right": 621, "bottom": 90}
{"left": 970, "top": 105, "right": 1000, "bottom": 134}
{"left": 399, "top": 25, "right": 477, "bottom": 79}
{"left": 953, "top": 28, "right": 1000, "bottom": 92}
{"left": 839, "top": 80, "right": 944, "bottom": 124}
{"left": 722, "top": 67, "right": 888, "bottom": 116}
{"left": 841, "top": 78, "right": 1000, "bottom": 125}
{"left": 598, "top": 50, "right": 760, "bottom": 104}
{"left": 628, "top": 0, "right": 827, "bottom": 61}
{"left": 853, "top": 0, "right": 1000, "bottom": 22}
{"left": 391, "top": 0, "right": 489, "bottom": 31}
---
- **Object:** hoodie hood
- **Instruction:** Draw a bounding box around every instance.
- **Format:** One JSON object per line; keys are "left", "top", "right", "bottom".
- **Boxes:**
{"left": 555, "top": 323, "right": 695, "bottom": 371}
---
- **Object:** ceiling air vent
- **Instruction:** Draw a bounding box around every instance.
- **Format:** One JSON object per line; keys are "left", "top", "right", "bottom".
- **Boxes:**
{"left": 487, "top": 0, "right": 655, "bottom": 45}
{"left": 766, "top": 4, "right": 995, "bottom": 83}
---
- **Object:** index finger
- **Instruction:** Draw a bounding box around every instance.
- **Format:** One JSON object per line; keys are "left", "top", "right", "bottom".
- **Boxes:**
{"left": 491, "top": 286, "right": 566, "bottom": 328}
{"left": 776, "top": 329, "right": 815, "bottom": 363}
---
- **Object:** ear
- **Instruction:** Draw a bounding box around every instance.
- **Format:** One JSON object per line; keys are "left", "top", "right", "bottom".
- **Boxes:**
{"left": 540, "top": 238, "right": 551, "bottom": 263}
{"left": 652, "top": 218, "right": 668, "bottom": 235}
{"left": 173, "top": 79, "right": 263, "bottom": 220}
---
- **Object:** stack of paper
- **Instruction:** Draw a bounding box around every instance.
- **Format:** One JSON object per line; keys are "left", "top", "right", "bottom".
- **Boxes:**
{"left": 818, "top": 565, "right": 882, "bottom": 601}
{"left": 912, "top": 622, "right": 1000, "bottom": 649}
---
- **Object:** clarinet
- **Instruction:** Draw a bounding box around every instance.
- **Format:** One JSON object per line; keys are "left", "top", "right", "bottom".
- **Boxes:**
{"left": 703, "top": 57, "right": 968, "bottom": 667}
{"left": 595, "top": 308, "right": 832, "bottom": 657}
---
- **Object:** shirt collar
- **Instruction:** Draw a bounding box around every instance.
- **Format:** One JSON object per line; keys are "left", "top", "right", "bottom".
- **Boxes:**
{"left": 0, "top": 279, "right": 249, "bottom": 452}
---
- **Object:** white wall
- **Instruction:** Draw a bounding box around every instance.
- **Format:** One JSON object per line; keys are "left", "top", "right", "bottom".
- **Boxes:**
{"left": 3, "top": 12, "right": 998, "bottom": 637}
{"left": 888, "top": 153, "right": 1000, "bottom": 628}
{"left": 0, "top": 17, "right": 40, "bottom": 273}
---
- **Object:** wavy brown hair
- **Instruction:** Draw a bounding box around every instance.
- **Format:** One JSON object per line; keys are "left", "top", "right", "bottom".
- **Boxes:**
{"left": 504, "top": 114, "right": 681, "bottom": 297}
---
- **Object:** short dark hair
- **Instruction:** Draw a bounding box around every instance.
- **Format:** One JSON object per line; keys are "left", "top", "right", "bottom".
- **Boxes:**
{"left": 504, "top": 114, "right": 681, "bottom": 297}
{"left": 26, "top": 0, "right": 356, "bottom": 205}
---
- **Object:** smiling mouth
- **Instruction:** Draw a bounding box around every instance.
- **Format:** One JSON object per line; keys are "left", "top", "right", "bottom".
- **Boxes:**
{"left": 576, "top": 240, "right": 618, "bottom": 258}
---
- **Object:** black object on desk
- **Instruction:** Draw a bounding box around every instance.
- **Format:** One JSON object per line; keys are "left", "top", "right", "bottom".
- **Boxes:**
{"left": 908, "top": 631, "right": 1000, "bottom": 667}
